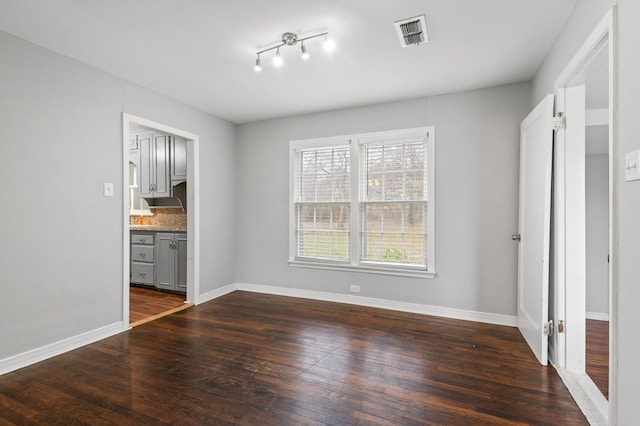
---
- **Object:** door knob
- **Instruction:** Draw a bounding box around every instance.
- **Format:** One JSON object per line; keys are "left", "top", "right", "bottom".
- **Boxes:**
{"left": 512, "top": 234, "right": 521, "bottom": 241}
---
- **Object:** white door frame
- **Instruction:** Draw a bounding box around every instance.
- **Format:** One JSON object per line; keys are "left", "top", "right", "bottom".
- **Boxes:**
{"left": 558, "top": 84, "right": 588, "bottom": 373}
{"left": 552, "top": 7, "right": 615, "bottom": 423}
{"left": 121, "top": 113, "right": 201, "bottom": 327}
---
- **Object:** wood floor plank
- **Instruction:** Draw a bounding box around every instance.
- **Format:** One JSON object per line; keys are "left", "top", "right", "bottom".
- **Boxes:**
{"left": 0, "top": 291, "right": 587, "bottom": 425}
{"left": 129, "top": 286, "right": 186, "bottom": 325}
{"left": 586, "top": 319, "right": 609, "bottom": 399}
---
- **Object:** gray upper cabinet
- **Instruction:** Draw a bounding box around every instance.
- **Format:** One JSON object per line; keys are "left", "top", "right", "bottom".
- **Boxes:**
{"left": 155, "top": 232, "right": 187, "bottom": 293}
{"left": 128, "top": 134, "right": 139, "bottom": 151}
{"left": 171, "top": 136, "right": 187, "bottom": 184}
{"left": 138, "top": 133, "right": 171, "bottom": 198}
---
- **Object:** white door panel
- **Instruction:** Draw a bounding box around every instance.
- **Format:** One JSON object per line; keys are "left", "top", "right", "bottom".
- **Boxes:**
{"left": 517, "top": 94, "right": 554, "bottom": 366}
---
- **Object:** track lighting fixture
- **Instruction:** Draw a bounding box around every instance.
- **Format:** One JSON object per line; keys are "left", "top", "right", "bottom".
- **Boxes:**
{"left": 254, "top": 30, "right": 333, "bottom": 71}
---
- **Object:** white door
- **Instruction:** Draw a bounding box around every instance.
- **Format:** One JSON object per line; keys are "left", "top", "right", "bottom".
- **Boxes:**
{"left": 516, "top": 94, "right": 555, "bottom": 366}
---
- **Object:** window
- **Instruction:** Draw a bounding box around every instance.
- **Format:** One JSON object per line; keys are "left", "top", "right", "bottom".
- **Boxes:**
{"left": 293, "top": 145, "right": 350, "bottom": 262}
{"left": 290, "top": 127, "right": 435, "bottom": 277}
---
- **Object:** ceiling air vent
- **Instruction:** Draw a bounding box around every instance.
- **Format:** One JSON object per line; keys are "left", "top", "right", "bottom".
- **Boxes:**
{"left": 394, "top": 14, "right": 429, "bottom": 47}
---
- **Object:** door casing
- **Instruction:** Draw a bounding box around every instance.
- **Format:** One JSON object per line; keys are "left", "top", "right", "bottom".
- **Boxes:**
{"left": 551, "top": 8, "right": 615, "bottom": 423}
{"left": 121, "top": 113, "right": 201, "bottom": 327}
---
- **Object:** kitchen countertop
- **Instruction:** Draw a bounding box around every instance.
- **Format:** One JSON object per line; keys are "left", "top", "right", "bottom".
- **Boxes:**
{"left": 129, "top": 225, "right": 187, "bottom": 232}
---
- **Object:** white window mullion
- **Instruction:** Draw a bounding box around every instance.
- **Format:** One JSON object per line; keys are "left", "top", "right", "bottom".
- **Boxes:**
{"left": 289, "top": 149, "right": 298, "bottom": 261}
{"left": 329, "top": 204, "right": 334, "bottom": 258}
{"left": 349, "top": 139, "right": 360, "bottom": 266}
{"left": 426, "top": 130, "right": 436, "bottom": 271}
{"left": 401, "top": 202, "right": 406, "bottom": 262}
{"left": 312, "top": 205, "right": 317, "bottom": 258}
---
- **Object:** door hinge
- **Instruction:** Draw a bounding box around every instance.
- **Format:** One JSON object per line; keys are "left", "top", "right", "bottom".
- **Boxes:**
{"left": 553, "top": 112, "right": 565, "bottom": 131}
{"left": 544, "top": 320, "right": 554, "bottom": 336}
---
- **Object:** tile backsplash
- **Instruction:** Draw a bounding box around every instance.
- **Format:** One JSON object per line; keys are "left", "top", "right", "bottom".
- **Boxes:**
{"left": 130, "top": 209, "right": 187, "bottom": 227}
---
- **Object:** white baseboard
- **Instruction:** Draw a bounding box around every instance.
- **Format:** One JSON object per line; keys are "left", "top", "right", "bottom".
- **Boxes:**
{"left": 0, "top": 322, "right": 125, "bottom": 376}
{"left": 233, "top": 282, "right": 517, "bottom": 327}
{"left": 556, "top": 367, "right": 608, "bottom": 426}
{"left": 197, "top": 283, "right": 236, "bottom": 305}
{"left": 586, "top": 311, "right": 609, "bottom": 321}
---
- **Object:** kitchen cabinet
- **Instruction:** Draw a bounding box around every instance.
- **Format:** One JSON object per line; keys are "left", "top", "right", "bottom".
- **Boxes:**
{"left": 128, "top": 133, "right": 139, "bottom": 151}
{"left": 138, "top": 132, "right": 171, "bottom": 198}
{"left": 130, "top": 233, "right": 155, "bottom": 286}
{"left": 156, "top": 232, "right": 187, "bottom": 293}
{"left": 171, "top": 136, "right": 187, "bottom": 184}
{"left": 130, "top": 131, "right": 187, "bottom": 199}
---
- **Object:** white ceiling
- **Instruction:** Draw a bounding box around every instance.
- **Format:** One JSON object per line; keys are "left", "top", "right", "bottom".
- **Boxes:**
{"left": 0, "top": 0, "right": 578, "bottom": 124}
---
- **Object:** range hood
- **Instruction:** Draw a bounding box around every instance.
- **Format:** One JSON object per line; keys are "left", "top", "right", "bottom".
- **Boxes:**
{"left": 143, "top": 182, "right": 187, "bottom": 212}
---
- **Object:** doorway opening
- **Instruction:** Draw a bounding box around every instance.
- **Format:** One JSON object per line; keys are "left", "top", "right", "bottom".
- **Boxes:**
{"left": 584, "top": 49, "right": 610, "bottom": 398}
{"left": 551, "top": 8, "right": 614, "bottom": 424}
{"left": 122, "top": 114, "right": 200, "bottom": 327}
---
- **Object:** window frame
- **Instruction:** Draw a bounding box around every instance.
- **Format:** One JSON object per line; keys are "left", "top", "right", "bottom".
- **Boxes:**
{"left": 289, "top": 127, "right": 435, "bottom": 278}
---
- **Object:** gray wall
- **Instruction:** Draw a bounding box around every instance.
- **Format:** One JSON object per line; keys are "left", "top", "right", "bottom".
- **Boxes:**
{"left": 585, "top": 154, "right": 609, "bottom": 315}
{"left": 614, "top": 0, "right": 640, "bottom": 421}
{"left": 236, "top": 83, "right": 530, "bottom": 317}
{"left": 0, "top": 30, "right": 236, "bottom": 360}
{"left": 533, "top": 0, "right": 640, "bottom": 421}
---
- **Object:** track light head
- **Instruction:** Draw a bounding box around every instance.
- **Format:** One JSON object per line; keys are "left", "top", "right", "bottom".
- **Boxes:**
{"left": 324, "top": 35, "right": 335, "bottom": 52}
{"left": 273, "top": 47, "right": 283, "bottom": 66}
{"left": 254, "top": 55, "right": 262, "bottom": 72}
{"left": 301, "top": 42, "right": 310, "bottom": 60}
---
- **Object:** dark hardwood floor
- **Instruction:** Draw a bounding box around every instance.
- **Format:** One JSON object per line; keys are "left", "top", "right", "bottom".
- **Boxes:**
{"left": 0, "top": 292, "right": 587, "bottom": 425}
{"left": 586, "top": 319, "right": 609, "bottom": 399}
{"left": 129, "top": 286, "right": 187, "bottom": 326}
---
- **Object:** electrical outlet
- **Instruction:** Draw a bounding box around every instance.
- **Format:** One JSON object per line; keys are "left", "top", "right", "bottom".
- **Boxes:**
{"left": 350, "top": 285, "right": 360, "bottom": 293}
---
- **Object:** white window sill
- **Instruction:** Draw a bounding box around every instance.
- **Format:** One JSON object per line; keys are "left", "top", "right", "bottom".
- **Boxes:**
{"left": 288, "top": 260, "right": 436, "bottom": 279}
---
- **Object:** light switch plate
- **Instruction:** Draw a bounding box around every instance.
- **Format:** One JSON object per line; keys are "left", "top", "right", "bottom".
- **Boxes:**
{"left": 625, "top": 150, "right": 640, "bottom": 182}
{"left": 103, "top": 182, "right": 114, "bottom": 197}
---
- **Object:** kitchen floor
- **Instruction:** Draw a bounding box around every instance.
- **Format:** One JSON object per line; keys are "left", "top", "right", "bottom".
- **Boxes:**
{"left": 129, "top": 286, "right": 190, "bottom": 327}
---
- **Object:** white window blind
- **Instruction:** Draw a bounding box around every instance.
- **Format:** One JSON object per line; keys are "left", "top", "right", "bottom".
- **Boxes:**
{"left": 360, "top": 139, "right": 428, "bottom": 267}
{"left": 293, "top": 145, "right": 350, "bottom": 262}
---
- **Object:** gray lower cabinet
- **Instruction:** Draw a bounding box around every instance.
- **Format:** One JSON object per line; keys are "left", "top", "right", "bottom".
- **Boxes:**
{"left": 130, "top": 233, "right": 155, "bottom": 285}
{"left": 155, "top": 232, "right": 187, "bottom": 293}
